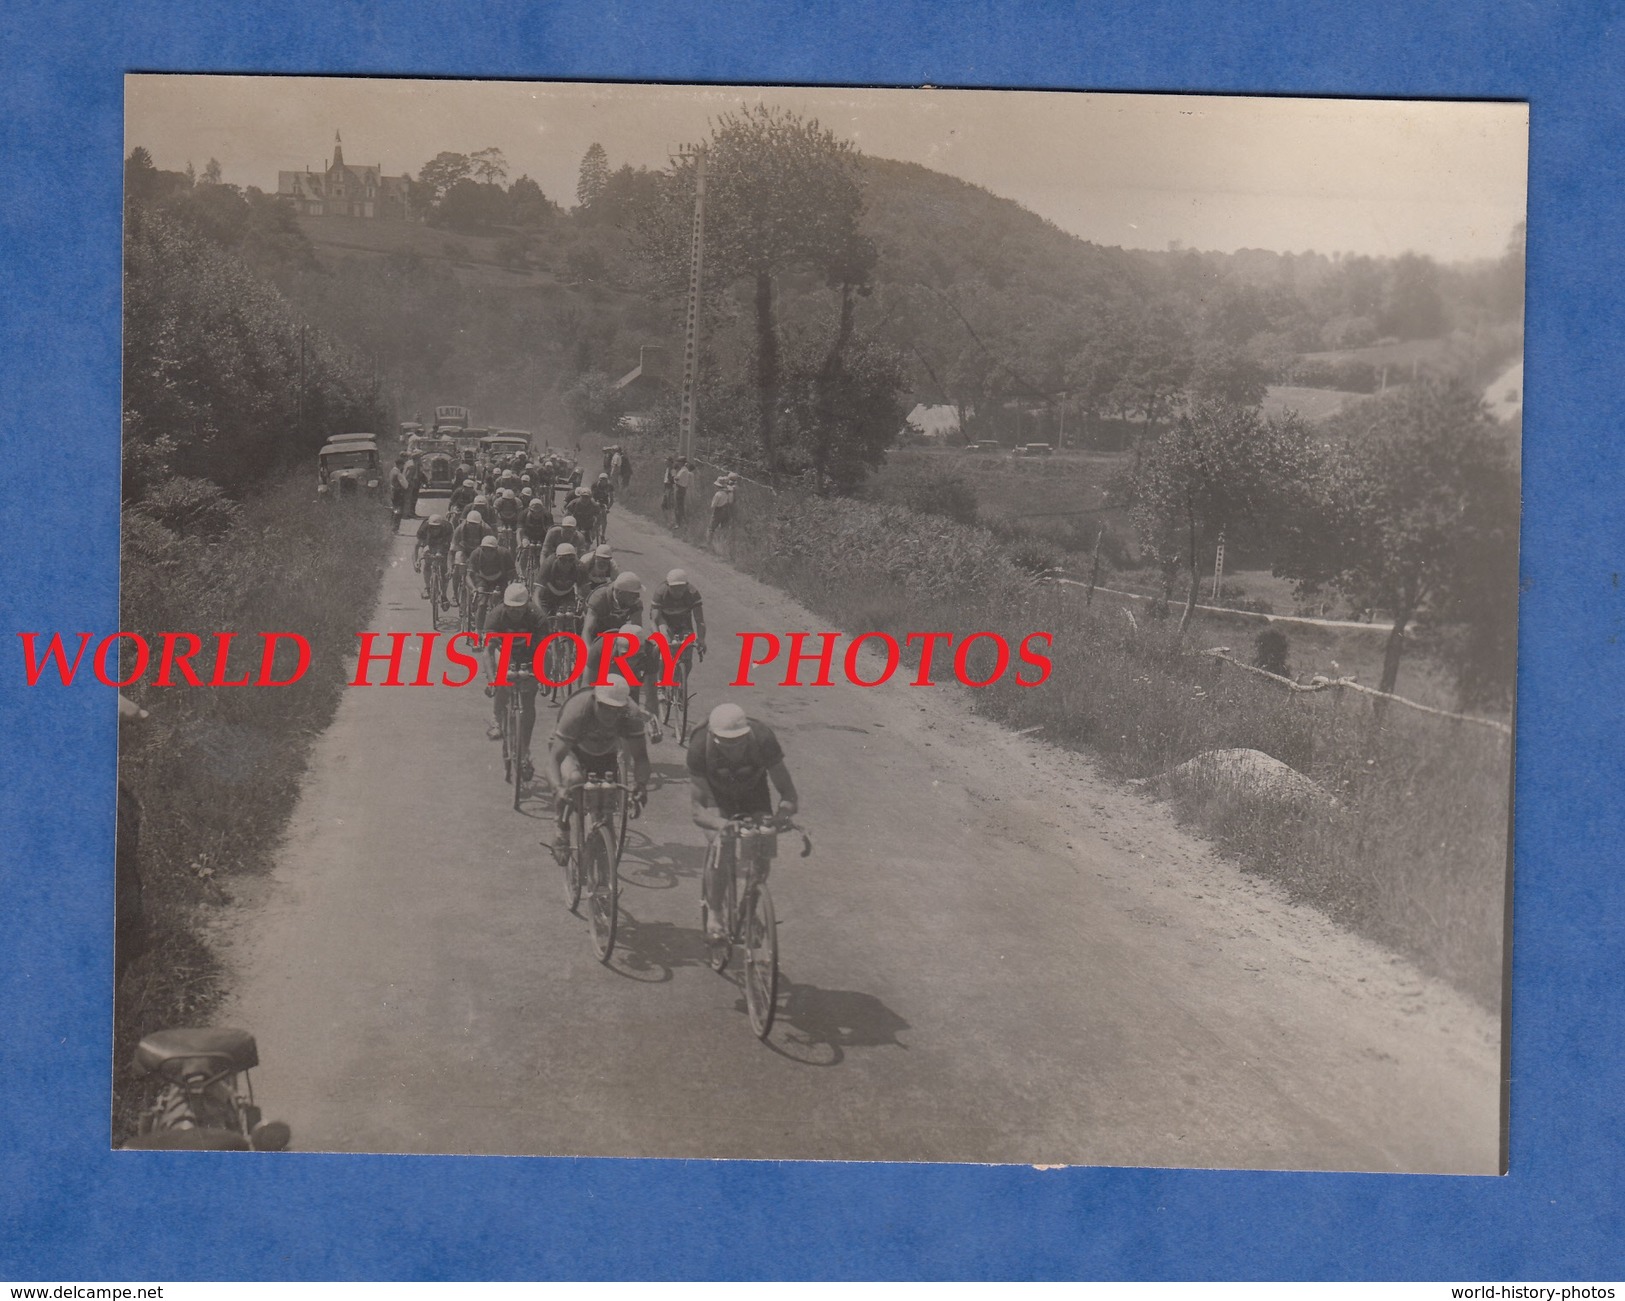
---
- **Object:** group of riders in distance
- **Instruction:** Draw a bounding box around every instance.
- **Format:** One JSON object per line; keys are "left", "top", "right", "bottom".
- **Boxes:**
{"left": 399, "top": 435, "right": 804, "bottom": 1037}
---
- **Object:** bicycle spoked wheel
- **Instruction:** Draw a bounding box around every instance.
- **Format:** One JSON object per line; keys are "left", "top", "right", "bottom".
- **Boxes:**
{"left": 561, "top": 808, "right": 583, "bottom": 911}
{"left": 742, "top": 882, "right": 779, "bottom": 1038}
{"left": 509, "top": 702, "right": 524, "bottom": 811}
{"left": 586, "top": 824, "right": 618, "bottom": 962}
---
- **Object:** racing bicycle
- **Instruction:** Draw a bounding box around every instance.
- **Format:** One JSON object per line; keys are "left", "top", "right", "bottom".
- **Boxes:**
{"left": 704, "top": 815, "right": 811, "bottom": 1039}
{"left": 497, "top": 667, "right": 537, "bottom": 810}
{"left": 558, "top": 762, "right": 640, "bottom": 962}
{"left": 421, "top": 550, "right": 449, "bottom": 627}
{"left": 658, "top": 639, "right": 705, "bottom": 744}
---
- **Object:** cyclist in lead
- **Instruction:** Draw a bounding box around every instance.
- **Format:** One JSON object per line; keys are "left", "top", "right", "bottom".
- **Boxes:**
{"left": 451, "top": 508, "right": 492, "bottom": 605}
{"left": 548, "top": 676, "right": 651, "bottom": 864}
{"left": 687, "top": 702, "right": 800, "bottom": 943}
{"left": 483, "top": 581, "right": 547, "bottom": 774}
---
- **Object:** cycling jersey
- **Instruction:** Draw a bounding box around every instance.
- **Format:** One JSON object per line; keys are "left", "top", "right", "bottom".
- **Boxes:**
{"left": 577, "top": 559, "right": 618, "bottom": 594}
{"left": 484, "top": 602, "right": 548, "bottom": 679}
{"left": 566, "top": 495, "right": 599, "bottom": 532}
{"left": 454, "top": 518, "right": 491, "bottom": 555}
{"left": 468, "top": 545, "right": 515, "bottom": 590}
{"left": 686, "top": 721, "right": 784, "bottom": 818}
{"left": 650, "top": 580, "right": 703, "bottom": 631}
{"left": 554, "top": 689, "right": 646, "bottom": 757}
{"left": 520, "top": 507, "right": 552, "bottom": 542}
{"left": 543, "top": 524, "right": 583, "bottom": 556}
{"left": 416, "top": 519, "right": 453, "bottom": 552}
{"left": 537, "top": 555, "right": 581, "bottom": 601}
{"left": 493, "top": 496, "right": 521, "bottom": 525}
{"left": 585, "top": 584, "right": 642, "bottom": 634}
{"left": 584, "top": 635, "right": 660, "bottom": 693}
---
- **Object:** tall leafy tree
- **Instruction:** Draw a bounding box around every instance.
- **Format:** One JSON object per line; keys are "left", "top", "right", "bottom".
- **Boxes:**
{"left": 416, "top": 152, "right": 472, "bottom": 205}
{"left": 576, "top": 142, "right": 609, "bottom": 209}
{"left": 639, "top": 105, "right": 867, "bottom": 476}
{"left": 1279, "top": 379, "right": 1517, "bottom": 696}
{"left": 468, "top": 146, "right": 509, "bottom": 185}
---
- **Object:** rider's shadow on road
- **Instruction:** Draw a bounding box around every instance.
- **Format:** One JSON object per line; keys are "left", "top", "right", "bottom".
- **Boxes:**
{"left": 606, "top": 913, "right": 710, "bottom": 984}
{"left": 764, "top": 978, "right": 911, "bottom": 1067}
{"left": 619, "top": 837, "right": 705, "bottom": 893}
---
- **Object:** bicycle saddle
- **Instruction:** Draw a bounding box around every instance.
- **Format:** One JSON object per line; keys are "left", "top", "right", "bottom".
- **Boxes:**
{"left": 133, "top": 1027, "right": 259, "bottom": 1077}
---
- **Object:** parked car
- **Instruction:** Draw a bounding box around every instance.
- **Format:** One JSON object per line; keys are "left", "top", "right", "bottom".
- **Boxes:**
{"left": 1012, "top": 442, "right": 1055, "bottom": 457}
{"left": 482, "top": 431, "right": 532, "bottom": 461}
{"left": 432, "top": 405, "right": 470, "bottom": 432}
{"left": 325, "top": 431, "right": 377, "bottom": 446}
{"left": 317, "top": 439, "right": 381, "bottom": 497}
{"left": 963, "top": 440, "right": 1003, "bottom": 452}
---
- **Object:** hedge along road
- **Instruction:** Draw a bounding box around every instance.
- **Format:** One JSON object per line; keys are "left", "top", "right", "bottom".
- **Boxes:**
{"left": 219, "top": 499, "right": 1500, "bottom": 1171}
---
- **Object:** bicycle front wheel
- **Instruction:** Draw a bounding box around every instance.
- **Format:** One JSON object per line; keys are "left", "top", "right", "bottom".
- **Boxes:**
{"left": 509, "top": 699, "right": 525, "bottom": 810}
{"left": 742, "top": 881, "right": 779, "bottom": 1038}
{"left": 586, "top": 823, "right": 618, "bottom": 962}
{"left": 561, "top": 805, "right": 583, "bottom": 911}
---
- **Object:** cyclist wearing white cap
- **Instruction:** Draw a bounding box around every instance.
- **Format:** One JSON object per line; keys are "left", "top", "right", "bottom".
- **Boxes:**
{"left": 548, "top": 675, "right": 651, "bottom": 857}
{"left": 451, "top": 509, "right": 492, "bottom": 605}
{"left": 493, "top": 486, "right": 521, "bottom": 530}
{"left": 583, "top": 571, "right": 643, "bottom": 647}
{"left": 482, "top": 583, "right": 547, "bottom": 773}
{"left": 688, "top": 703, "right": 799, "bottom": 941}
{"left": 565, "top": 487, "right": 600, "bottom": 547}
{"left": 543, "top": 515, "right": 584, "bottom": 559}
{"left": 536, "top": 543, "right": 584, "bottom": 616}
{"left": 519, "top": 496, "right": 553, "bottom": 544}
{"left": 650, "top": 568, "right": 706, "bottom": 657}
{"left": 468, "top": 534, "right": 517, "bottom": 626}
{"left": 576, "top": 545, "right": 619, "bottom": 598}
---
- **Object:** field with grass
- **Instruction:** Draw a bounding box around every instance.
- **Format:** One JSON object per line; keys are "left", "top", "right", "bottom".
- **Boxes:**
{"left": 113, "top": 469, "right": 395, "bottom": 1139}
{"left": 623, "top": 438, "right": 1511, "bottom": 1009}
{"left": 1261, "top": 384, "right": 1365, "bottom": 423}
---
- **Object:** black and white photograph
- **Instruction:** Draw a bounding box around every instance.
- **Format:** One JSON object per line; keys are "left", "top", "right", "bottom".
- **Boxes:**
{"left": 113, "top": 76, "right": 1524, "bottom": 1173}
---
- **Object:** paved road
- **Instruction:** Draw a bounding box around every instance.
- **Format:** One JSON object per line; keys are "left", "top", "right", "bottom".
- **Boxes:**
{"left": 221, "top": 501, "right": 1501, "bottom": 1171}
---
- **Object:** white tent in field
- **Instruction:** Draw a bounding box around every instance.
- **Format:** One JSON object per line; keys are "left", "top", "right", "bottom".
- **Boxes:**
{"left": 903, "top": 403, "right": 961, "bottom": 442}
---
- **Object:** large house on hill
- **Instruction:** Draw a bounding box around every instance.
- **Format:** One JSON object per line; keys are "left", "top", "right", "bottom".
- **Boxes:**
{"left": 277, "top": 133, "right": 415, "bottom": 220}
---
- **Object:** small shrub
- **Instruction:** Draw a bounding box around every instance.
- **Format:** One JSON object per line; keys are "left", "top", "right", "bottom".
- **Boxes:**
{"left": 1254, "top": 628, "right": 1292, "bottom": 677}
{"left": 132, "top": 475, "right": 239, "bottom": 539}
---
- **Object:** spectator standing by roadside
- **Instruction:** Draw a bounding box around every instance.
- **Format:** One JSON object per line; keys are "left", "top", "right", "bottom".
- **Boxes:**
{"left": 673, "top": 458, "right": 693, "bottom": 527}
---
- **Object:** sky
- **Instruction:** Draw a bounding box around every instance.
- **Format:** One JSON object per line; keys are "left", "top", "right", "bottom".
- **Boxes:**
{"left": 125, "top": 76, "right": 1528, "bottom": 262}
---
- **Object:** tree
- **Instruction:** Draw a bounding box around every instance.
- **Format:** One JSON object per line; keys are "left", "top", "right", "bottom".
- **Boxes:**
{"left": 466, "top": 146, "right": 508, "bottom": 185}
{"left": 1279, "top": 379, "right": 1516, "bottom": 697}
{"left": 433, "top": 178, "right": 508, "bottom": 232}
{"left": 1190, "top": 340, "right": 1269, "bottom": 409}
{"left": 1127, "top": 400, "right": 1316, "bottom": 633}
{"left": 1381, "top": 251, "right": 1447, "bottom": 339}
{"left": 565, "top": 370, "right": 625, "bottom": 437}
{"left": 417, "top": 152, "right": 472, "bottom": 205}
{"left": 508, "top": 175, "right": 555, "bottom": 226}
{"left": 576, "top": 142, "right": 609, "bottom": 209}
{"left": 638, "top": 105, "right": 868, "bottom": 477}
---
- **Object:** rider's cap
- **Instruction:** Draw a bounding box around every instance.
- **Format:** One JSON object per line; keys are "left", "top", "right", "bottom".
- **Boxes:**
{"left": 474, "top": 494, "right": 489, "bottom": 505}
{"left": 562, "top": 515, "right": 576, "bottom": 527}
{"left": 593, "top": 676, "right": 631, "bottom": 708}
{"left": 555, "top": 543, "right": 577, "bottom": 558}
{"left": 503, "top": 582, "right": 529, "bottom": 606}
{"left": 666, "top": 568, "right": 688, "bottom": 586}
{"left": 598, "top": 472, "right": 610, "bottom": 480}
{"left": 521, "top": 475, "right": 531, "bottom": 483}
{"left": 500, "top": 488, "right": 514, "bottom": 498}
{"left": 708, "top": 703, "right": 751, "bottom": 739}
{"left": 463, "top": 478, "right": 475, "bottom": 487}
{"left": 594, "top": 545, "right": 614, "bottom": 559}
{"left": 465, "top": 510, "right": 483, "bottom": 525}
{"left": 429, "top": 514, "right": 445, "bottom": 526}
{"left": 480, "top": 535, "right": 499, "bottom": 548}
{"left": 613, "top": 572, "right": 640, "bottom": 595}
{"left": 521, "top": 488, "right": 533, "bottom": 498}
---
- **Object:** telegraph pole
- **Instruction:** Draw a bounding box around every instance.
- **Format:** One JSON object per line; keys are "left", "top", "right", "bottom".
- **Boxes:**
{"left": 675, "top": 145, "right": 707, "bottom": 464}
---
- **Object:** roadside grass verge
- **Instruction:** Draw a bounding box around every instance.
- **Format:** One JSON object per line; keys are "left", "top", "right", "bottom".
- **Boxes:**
{"left": 623, "top": 447, "right": 1510, "bottom": 1008}
{"left": 112, "top": 471, "right": 392, "bottom": 1139}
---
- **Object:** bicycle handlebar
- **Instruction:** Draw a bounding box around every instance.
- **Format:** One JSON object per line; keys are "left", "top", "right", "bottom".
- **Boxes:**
{"left": 724, "top": 816, "right": 813, "bottom": 857}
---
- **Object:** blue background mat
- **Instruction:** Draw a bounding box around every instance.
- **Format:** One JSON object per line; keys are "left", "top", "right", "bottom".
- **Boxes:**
{"left": 1, "top": 0, "right": 1620, "bottom": 1279}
